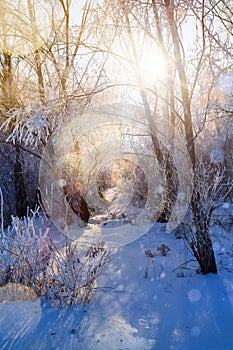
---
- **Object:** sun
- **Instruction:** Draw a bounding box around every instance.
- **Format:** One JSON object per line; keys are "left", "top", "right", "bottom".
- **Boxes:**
{"left": 104, "top": 28, "right": 167, "bottom": 92}
{"left": 118, "top": 30, "right": 167, "bottom": 88}
{"left": 137, "top": 35, "right": 167, "bottom": 86}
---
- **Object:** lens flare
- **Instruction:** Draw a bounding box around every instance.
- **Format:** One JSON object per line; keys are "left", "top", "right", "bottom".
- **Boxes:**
{"left": 39, "top": 103, "right": 193, "bottom": 247}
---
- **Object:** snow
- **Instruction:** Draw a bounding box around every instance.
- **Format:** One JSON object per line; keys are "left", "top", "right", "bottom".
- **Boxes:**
{"left": 210, "top": 148, "right": 225, "bottom": 164}
{"left": 222, "top": 203, "right": 230, "bottom": 209}
{"left": 1, "top": 219, "right": 233, "bottom": 349}
{"left": 0, "top": 299, "right": 41, "bottom": 350}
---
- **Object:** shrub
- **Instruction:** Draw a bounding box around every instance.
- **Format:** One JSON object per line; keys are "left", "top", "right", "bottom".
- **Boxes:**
{"left": 0, "top": 211, "right": 111, "bottom": 307}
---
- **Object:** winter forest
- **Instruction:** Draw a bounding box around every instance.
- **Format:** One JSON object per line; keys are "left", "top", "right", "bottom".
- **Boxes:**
{"left": 0, "top": 0, "right": 233, "bottom": 349}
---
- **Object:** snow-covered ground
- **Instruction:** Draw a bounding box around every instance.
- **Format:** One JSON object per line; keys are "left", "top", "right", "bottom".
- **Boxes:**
{"left": 0, "top": 207, "right": 233, "bottom": 350}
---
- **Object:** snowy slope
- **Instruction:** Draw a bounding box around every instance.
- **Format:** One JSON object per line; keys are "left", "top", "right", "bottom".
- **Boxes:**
{"left": 1, "top": 221, "right": 233, "bottom": 350}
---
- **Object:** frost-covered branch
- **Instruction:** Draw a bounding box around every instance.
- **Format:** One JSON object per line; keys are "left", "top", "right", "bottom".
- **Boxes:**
{"left": 0, "top": 106, "right": 51, "bottom": 147}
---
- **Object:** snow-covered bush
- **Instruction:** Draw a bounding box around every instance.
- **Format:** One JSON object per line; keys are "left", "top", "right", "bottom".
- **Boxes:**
{"left": 0, "top": 211, "right": 111, "bottom": 307}
{"left": 41, "top": 240, "right": 111, "bottom": 307}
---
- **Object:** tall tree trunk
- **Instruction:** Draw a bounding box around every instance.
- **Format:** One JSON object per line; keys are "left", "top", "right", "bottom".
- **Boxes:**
{"left": 164, "top": 0, "right": 217, "bottom": 274}
{"left": 0, "top": 53, "right": 19, "bottom": 112}
{"left": 14, "top": 146, "right": 28, "bottom": 218}
{"left": 0, "top": 52, "right": 28, "bottom": 220}
{"left": 34, "top": 52, "right": 45, "bottom": 104}
{"left": 191, "top": 190, "right": 217, "bottom": 274}
{"left": 123, "top": 7, "right": 175, "bottom": 222}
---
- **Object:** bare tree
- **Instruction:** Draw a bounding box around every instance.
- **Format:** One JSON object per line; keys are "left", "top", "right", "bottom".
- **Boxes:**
{"left": 0, "top": 0, "right": 111, "bottom": 223}
{"left": 94, "top": 0, "right": 233, "bottom": 273}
